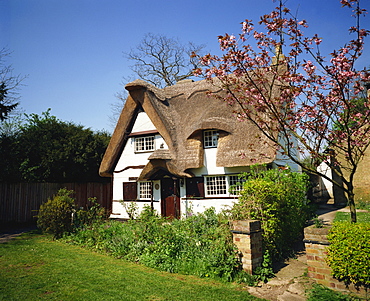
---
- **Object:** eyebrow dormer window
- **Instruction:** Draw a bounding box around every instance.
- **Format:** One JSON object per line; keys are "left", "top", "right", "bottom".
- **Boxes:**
{"left": 203, "top": 130, "right": 219, "bottom": 148}
{"left": 134, "top": 135, "right": 155, "bottom": 152}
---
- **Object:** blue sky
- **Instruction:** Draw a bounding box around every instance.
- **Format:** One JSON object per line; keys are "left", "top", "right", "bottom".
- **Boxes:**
{"left": 1, "top": 0, "right": 369, "bottom": 133}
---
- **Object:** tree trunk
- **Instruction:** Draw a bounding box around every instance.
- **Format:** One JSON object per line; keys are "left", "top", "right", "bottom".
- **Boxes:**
{"left": 347, "top": 183, "right": 357, "bottom": 223}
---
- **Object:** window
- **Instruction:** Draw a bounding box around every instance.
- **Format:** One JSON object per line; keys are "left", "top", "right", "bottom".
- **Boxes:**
{"left": 134, "top": 136, "right": 155, "bottom": 152}
{"left": 185, "top": 177, "right": 205, "bottom": 198}
{"left": 205, "top": 176, "right": 227, "bottom": 196}
{"left": 138, "top": 181, "right": 152, "bottom": 200}
{"left": 203, "top": 130, "right": 219, "bottom": 148}
{"left": 123, "top": 182, "right": 137, "bottom": 200}
{"left": 229, "top": 175, "right": 245, "bottom": 196}
{"left": 204, "top": 175, "right": 245, "bottom": 197}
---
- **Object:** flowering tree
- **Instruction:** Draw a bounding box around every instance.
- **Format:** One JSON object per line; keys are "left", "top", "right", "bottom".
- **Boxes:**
{"left": 194, "top": 0, "right": 369, "bottom": 222}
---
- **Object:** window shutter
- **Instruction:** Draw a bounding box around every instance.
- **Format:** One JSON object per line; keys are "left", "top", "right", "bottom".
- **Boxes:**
{"left": 123, "top": 182, "right": 137, "bottom": 200}
{"left": 185, "top": 177, "right": 205, "bottom": 198}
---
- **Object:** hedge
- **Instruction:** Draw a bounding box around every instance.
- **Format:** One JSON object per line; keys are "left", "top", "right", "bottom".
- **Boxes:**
{"left": 326, "top": 221, "right": 370, "bottom": 288}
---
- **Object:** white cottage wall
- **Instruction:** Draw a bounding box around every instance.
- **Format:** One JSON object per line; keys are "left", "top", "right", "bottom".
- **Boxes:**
{"left": 111, "top": 112, "right": 167, "bottom": 219}
{"left": 180, "top": 147, "right": 247, "bottom": 216}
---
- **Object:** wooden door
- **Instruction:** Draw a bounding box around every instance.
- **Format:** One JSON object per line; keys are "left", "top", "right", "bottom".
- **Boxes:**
{"left": 160, "top": 178, "right": 180, "bottom": 219}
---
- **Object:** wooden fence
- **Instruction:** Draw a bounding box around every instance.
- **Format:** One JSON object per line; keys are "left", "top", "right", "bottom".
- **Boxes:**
{"left": 0, "top": 182, "right": 112, "bottom": 223}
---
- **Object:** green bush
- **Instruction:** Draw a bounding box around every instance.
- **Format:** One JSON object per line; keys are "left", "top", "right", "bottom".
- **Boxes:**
{"left": 254, "top": 250, "right": 274, "bottom": 283}
{"left": 326, "top": 222, "right": 370, "bottom": 288}
{"left": 37, "top": 188, "right": 75, "bottom": 239}
{"left": 229, "top": 166, "right": 311, "bottom": 261}
{"left": 74, "top": 197, "right": 107, "bottom": 227}
{"left": 37, "top": 189, "right": 107, "bottom": 239}
{"left": 64, "top": 206, "right": 245, "bottom": 282}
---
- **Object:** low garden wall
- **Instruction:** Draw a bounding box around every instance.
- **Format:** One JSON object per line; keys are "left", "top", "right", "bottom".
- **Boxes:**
{"left": 304, "top": 225, "right": 367, "bottom": 297}
{"left": 230, "top": 220, "right": 263, "bottom": 274}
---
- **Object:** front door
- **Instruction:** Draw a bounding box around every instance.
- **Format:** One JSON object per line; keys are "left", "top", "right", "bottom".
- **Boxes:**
{"left": 160, "top": 177, "right": 180, "bottom": 219}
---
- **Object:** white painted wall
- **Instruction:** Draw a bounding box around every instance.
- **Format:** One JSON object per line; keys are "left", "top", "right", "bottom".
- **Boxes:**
{"left": 111, "top": 179, "right": 161, "bottom": 219}
{"left": 317, "top": 161, "right": 334, "bottom": 198}
{"left": 111, "top": 112, "right": 167, "bottom": 219}
{"left": 180, "top": 147, "right": 249, "bottom": 216}
{"left": 132, "top": 111, "right": 156, "bottom": 132}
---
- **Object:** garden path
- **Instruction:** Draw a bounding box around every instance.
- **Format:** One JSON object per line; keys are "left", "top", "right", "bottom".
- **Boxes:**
{"left": 245, "top": 202, "right": 342, "bottom": 301}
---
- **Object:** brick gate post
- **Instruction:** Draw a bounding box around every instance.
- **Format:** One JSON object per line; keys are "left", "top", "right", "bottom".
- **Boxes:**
{"left": 231, "top": 220, "right": 263, "bottom": 274}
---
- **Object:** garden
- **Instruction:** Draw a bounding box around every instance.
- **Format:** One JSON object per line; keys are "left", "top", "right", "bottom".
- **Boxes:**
{"left": 1, "top": 167, "right": 369, "bottom": 300}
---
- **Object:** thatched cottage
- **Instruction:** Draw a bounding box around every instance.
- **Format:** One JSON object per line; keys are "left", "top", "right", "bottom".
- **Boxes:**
{"left": 99, "top": 78, "right": 300, "bottom": 219}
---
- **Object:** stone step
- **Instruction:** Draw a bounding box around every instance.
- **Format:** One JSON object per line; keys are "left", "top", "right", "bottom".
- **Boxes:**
{"left": 277, "top": 291, "right": 306, "bottom": 301}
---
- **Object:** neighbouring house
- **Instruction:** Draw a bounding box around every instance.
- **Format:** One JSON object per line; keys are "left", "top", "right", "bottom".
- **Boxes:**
{"left": 316, "top": 88, "right": 370, "bottom": 205}
{"left": 317, "top": 148, "right": 370, "bottom": 205}
{"left": 99, "top": 78, "right": 301, "bottom": 219}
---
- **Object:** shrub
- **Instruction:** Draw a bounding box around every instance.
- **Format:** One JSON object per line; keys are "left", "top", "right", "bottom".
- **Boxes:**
{"left": 64, "top": 207, "right": 245, "bottom": 282}
{"left": 74, "top": 197, "right": 107, "bottom": 227}
{"left": 229, "top": 166, "right": 311, "bottom": 261}
{"left": 326, "top": 222, "right": 370, "bottom": 288}
{"left": 120, "top": 200, "right": 139, "bottom": 219}
{"left": 37, "top": 188, "right": 75, "bottom": 238}
{"left": 254, "top": 250, "right": 274, "bottom": 283}
{"left": 38, "top": 189, "right": 107, "bottom": 239}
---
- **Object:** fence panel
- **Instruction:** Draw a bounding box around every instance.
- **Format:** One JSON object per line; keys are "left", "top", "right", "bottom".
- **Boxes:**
{"left": 0, "top": 182, "right": 112, "bottom": 223}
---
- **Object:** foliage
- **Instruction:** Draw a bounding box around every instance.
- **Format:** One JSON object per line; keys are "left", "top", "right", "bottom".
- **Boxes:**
{"left": 64, "top": 207, "right": 251, "bottom": 283}
{"left": 326, "top": 222, "right": 370, "bottom": 288}
{"left": 120, "top": 200, "right": 139, "bottom": 220}
{"left": 229, "top": 166, "right": 311, "bottom": 261}
{"left": 313, "top": 216, "right": 325, "bottom": 228}
{"left": 307, "top": 284, "right": 360, "bottom": 301}
{"left": 254, "top": 250, "right": 275, "bottom": 283}
{"left": 37, "top": 188, "right": 107, "bottom": 239}
{"left": 0, "top": 109, "right": 111, "bottom": 182}
{"left": 195, "top": 0, "right": 370, "bottom": 222}
{"left": 0, "top": 48, "right": 25, "bottom": 121}
{"left": 233, "top": 270, "right": 258, "bottom": 286}
{"left": 73, "top": 197, "right": 107, "bottom": 227}
{"left": 0, "top": 82, "right": 18, "bottom": 120}
{"left": 0, "top": 233, "right": 260, "bottom": 301}
{"left": 37, "top": 188, "right": 75, "bottom": 239}
{"left": 124, "top": 33, "right": 205, "bottom": 88}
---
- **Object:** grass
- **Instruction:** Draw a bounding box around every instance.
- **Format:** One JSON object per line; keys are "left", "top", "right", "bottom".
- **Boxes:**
{"left": 306, "top": 284, "right": 360, "bottom": 301}
{"left": 334, "top": 211, "right": 370, "bottom": 223}
{"left": 356, "top": 199, "right": 370, "bottom": 211}
{"left": 0, "top": 231, "right": 262, "bottom": 301}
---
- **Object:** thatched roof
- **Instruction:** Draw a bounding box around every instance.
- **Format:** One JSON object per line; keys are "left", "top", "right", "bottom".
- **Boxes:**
{"left": 99, "top": 78, "right": 278, "bottom": 179}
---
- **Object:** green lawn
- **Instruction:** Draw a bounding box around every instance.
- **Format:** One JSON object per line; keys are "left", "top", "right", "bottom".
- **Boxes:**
{"left": 0, "top": 231, "right": 262, "bottom": 301}
{"left": 334, "top": 211, "right": 370, "bottom": 223}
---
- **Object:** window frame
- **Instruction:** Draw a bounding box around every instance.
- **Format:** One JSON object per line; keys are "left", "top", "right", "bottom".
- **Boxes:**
{"left": 185, "top": 177, "right": 205, "bottom": 198}
{"left": 203, "top": 130, "right": 219, "bottom": 148}
{"left": 228, "top": 175, "right": 245, "bottom": 196}
{"left": 123, "top": 182, "right": 137, "bottom": 200}
{"left": 205, "top": 175, "right": 228, "bottom": 197}
{"left": 204, "top": 174, "right": 245, "bottom": 197}
{"left": 134, "top": 135, "right": 155, "bottom": 153}
{"left": 138, "top": 181, "right": 152, "bottom": 200}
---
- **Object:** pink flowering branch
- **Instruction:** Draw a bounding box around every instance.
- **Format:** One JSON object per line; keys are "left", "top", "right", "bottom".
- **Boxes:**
{"left": 194, "top": 0, "right": 369, "bottom": 222}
